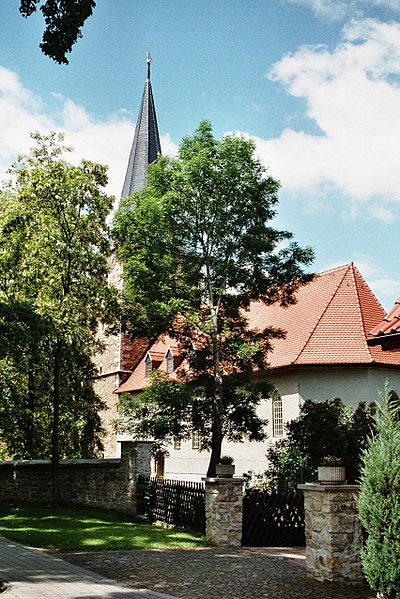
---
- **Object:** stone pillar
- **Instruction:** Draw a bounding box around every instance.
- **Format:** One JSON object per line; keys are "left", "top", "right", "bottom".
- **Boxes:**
{"left": 119, "top": 440, "right": 153, "bottom": 512}
{"left": 299, "top": 483, "right": 363, "bottom": 584}
{"left": 204, "top": 477, "right": 245, "bottom": 546}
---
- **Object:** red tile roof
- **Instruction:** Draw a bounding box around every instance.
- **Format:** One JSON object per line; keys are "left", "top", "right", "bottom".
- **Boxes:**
{"left": 116, "top": 264, "right": 400, "bottom": 395}
{"left": 116, "top": 335, "right": 181, "bottom": 393}
{"left": 246, "top": 263, "right": 400, "bottom": 368}
{"left": 370, "top": 298, "right": 400, "bottom": 337}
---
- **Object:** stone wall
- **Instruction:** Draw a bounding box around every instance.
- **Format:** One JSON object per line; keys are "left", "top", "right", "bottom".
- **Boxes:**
{"left": 205, "top": 478, "right": 246, "bottom": 546}
{"left": 94, "top": 372, "right": 121, "bottom": 457}
{"left": 0, "top": 441, "right": 152, "bottom": 514}
{"left": 299, "top": 483, "right": 363, "bottom": 583}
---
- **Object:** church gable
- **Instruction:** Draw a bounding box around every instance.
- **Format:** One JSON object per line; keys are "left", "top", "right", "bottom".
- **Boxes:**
{"left": 247, "top": 263, "right": 400, "bottom": 368}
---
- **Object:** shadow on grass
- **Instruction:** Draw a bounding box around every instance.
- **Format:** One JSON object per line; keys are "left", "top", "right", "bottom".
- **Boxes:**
{"left": 0, "top": 502, "right": 207, "bottom": 552}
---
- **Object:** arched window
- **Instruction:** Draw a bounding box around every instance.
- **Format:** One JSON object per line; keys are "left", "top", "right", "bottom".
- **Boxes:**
{"left": 272, "top": 390, "right": 284, "bottom": 437}
{"left": 165, "top": 348, "right": 174, "bottom": 374}
{"left": 388, "top": 389, "right": 400, "bottom": 422}
{"left": 145, "top": 353, "right": 152, "bottom": 378}
{"left": 192, "top": 431, "right": 200, "bottom": 450}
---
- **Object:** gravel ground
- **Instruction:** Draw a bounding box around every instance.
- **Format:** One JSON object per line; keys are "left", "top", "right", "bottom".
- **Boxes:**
{"left": 62, "top": 546, "right": 375, "bottom": 599}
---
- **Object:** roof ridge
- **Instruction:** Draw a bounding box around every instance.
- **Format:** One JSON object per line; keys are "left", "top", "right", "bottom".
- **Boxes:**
{"left": 294, "top": 263, "right": 351, "bottom": 364}
{"left": 316, "top": 263, "right": 352, "bottom": 276}
{"left": 349, "top": 264, "right": 372, "bottom": 360}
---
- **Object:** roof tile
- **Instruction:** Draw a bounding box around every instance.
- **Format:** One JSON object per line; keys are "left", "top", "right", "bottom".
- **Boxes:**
{"left": 247, "top": 263, "right": 400, "bottom": 367}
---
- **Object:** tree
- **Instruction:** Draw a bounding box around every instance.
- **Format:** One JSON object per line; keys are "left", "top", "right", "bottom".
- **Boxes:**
{"left": 358, "top": 386, "right": 400, "bottom": 599}
{"left": 262, "top": 398, "right": 376, "bottom": 491}
{"left": 0, "top": 132, "right": 115, "bottom": 504}
{"left": 114, "top": 120, "right": 314, "bottom": 476}
{"left": 19, "top": 0, "right": 96, "bottom": 64}
{"left": 0, "top": 301, "right": 52, "bottom": 459}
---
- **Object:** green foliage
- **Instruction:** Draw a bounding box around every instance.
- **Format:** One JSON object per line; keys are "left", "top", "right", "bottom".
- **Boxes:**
{"left": 261, "top": 439, "right": 312, "bottom": 492}
{"left": 118, "top": 370, "right": 271, "bottom": 455}
{"left": 219, "top": 455, "right": 234, "bottom": 465}
{"left": 320, "top": 455, "right": 344, "bottom": 466}
{"left": 0, "top": 132, "right": 114, "bottom": 461}
{"left": 358, "top": 386, "right": 400, "bottom": 598}
{"left": 19, "top": 0, "right": 96, "bottom": 64}
{"left": 262, "top": 398, "right": 376, "bottom": 491}
{"left": 118, "top": 373, "right": 194, "bottom": 452}
{"left": 114, "top": 121, "right": 314, "bottom": 476}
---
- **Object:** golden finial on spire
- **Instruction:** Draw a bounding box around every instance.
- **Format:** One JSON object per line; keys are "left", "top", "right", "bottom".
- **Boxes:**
{"left": 146, "top": 51, "right": 152, "bottom": 79}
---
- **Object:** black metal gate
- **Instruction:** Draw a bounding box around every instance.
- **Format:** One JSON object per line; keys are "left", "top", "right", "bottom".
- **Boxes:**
{"left": 241, "top": 489, "right": 305, "bottom": 547}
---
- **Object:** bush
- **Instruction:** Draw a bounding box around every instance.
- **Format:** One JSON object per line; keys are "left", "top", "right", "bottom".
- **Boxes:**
{"left": 358, "top": 387, "right": 400, "bottom": 598}
{"left": 262, "top": 398, "right": 375, "bottom": 491}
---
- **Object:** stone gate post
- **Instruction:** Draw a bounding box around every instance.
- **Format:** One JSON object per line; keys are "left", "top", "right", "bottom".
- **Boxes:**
{"left": 299, "top": 483, "right": 363, "bottom": 584}
{"left": 119, "top": 440, "right": 153, "bottom": 512}
{"left": 204, "top": 477, "right": 246, "bottom": 546}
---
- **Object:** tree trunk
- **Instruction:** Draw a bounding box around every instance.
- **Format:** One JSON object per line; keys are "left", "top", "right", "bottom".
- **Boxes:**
{"left": 207, "top": 395, "right": 223, "bottom": 477}
{"left": 206, "top": 309, "right": 224, "bottom": 477}
{"left": 52, "top": 339, "right": 62, "bottom": 508}
{"left": 25, "top": 363, "right": 35, "bottom": 458}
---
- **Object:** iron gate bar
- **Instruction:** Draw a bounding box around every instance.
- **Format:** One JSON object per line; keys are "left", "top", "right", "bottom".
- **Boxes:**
{"left": 242, "top": 489, "right": 305, "bottom": 547}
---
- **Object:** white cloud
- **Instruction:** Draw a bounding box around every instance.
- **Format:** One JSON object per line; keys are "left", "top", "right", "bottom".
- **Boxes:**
{"left": 285, "top": 0, "right": 400, "bottom": 20}
{"left": 248, "top": 19, "right": 400, "bottom": 219}
{"left": 0, "top": 66, "right": 177, "bottom": 202}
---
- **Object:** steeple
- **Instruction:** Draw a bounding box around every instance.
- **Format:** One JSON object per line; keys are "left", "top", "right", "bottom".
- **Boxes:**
{"left": 121, "top": 52, "right": 162, "bottom": 199}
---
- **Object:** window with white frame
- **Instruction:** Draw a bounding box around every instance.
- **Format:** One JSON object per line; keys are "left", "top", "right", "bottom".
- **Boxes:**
{"left": 173, "top": 438, "right": 181, "bottom": 450}
{"left": 191, "top": 431, "right": 200, "bottom": 450}
{"left": 272, "top": 390, "right": 284, "bottom": 437}
{"left": 165, "top": 348, "right": 174, "bottom": 374}
{"left": 145, "top": 353, "right": 152, "bottom": 378}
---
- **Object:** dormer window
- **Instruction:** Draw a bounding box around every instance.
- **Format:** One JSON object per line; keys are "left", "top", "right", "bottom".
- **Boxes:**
{"left": 165, "top": 348, "right": 174, "bottom": 374}
{"left": 145, "top": 353, "right": 152, "bottom": 378}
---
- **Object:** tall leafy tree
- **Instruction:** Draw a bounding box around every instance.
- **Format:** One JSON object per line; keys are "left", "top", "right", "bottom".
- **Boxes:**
{"left": 0, "top": 132, "right": 114, "bottom": 504}
{"left": 19, "top": 0, "right": 96, "bottom": 64}
{"left": 114, "top": 121, "right": 314, "bottom": 476}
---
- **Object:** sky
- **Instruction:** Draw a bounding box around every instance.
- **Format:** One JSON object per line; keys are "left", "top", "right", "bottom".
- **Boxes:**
{"left": 1, "top": 0, "right": 400, "bottom": 310}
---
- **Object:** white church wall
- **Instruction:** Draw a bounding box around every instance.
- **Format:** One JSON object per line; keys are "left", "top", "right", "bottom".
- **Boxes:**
{"left": 161, "top": 365, "right": 400, "bottom": 481}
{"left": 296, "top": 366, "right": 400, "bottom": 407}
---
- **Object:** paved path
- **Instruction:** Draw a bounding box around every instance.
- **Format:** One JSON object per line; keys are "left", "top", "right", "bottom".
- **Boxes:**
{"left": 0, "top": 537, "right": 176, "bottom": 598}
{"left": 0, "top": 536, "right": 376, "bottom": 599}
{"left": 63, "top": 546, "right": 376, "bottom": 599}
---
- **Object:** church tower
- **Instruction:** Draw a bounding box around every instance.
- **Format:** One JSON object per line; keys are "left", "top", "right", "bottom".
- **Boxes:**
{"left": 121, "top": 52, "right": 161, "bottom": 198}
{"left": 95, "top": 54, "right": 162, "bottom": 457}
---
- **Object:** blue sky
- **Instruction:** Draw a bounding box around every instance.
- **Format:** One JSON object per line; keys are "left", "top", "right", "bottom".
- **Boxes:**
{"left": 1, "top": 0, "right": 400, "bottom": 310}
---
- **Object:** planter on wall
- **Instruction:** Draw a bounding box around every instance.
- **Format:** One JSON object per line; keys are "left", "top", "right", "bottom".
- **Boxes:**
{"left": 317, "top": 465, "right": 346, "bottom": 484}
{"left": 215, "top": 464, "right": 235, "bottom": 478}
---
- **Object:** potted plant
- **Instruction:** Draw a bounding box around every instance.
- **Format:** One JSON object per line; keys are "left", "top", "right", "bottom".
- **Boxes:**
{"left": 215, "top": 455, "right": 235, "bottom": 478}
{"left": 317, "top": 455, "right": 346, "bottom": 484}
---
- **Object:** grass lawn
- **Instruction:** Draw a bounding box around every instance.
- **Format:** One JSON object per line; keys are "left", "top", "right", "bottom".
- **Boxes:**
{"left": 0, "top": 503, "right": 208, "bottom": 552}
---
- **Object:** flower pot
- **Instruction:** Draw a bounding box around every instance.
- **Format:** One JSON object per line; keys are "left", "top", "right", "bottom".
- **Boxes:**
{"left": 215, "top": 464, "right": 235, "bottom": 478}
{"left": 317, "top": 465, "right": 346, "bottom": 484}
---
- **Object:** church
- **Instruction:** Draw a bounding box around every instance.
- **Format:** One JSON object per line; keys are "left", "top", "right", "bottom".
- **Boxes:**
{"left": 94, "top": 56, "right": 400, "bottom": 481}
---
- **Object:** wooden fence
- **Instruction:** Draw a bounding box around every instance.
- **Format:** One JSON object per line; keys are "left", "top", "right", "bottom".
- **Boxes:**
{"left": 137, "top": 477, "right": 206, "bottom": 534}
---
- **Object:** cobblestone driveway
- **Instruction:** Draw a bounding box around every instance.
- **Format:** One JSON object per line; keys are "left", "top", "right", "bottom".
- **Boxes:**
{"left": 62, "top": 546, "right": 375, "bottom": 599}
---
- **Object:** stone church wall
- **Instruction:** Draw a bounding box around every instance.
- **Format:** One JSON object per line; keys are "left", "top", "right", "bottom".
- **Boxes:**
{"left": 0, "top": 441, "right": 152, "bottom": 513}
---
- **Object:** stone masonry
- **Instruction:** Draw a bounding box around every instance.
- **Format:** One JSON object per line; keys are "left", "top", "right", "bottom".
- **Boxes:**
{"left": 0, "top": 440, "right": 152, "bottom": 514}
{"left": 299, "top": 483, "right": 364, "bottom": 584}
{"left": 204, "top": 478, "right": 246, "bottom": 546}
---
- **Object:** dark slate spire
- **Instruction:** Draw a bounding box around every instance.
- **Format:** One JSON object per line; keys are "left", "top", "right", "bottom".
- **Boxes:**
{"left": 121, "top": 52, "right": 162, "bottom": 199}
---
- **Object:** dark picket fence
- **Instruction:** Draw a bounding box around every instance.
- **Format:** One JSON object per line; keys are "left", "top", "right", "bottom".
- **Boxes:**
{"left": 137, "top": 477, "right": 206, "bottom": 534}
{"left": 241, "top": 489, "right": 305, "bottom": 547}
